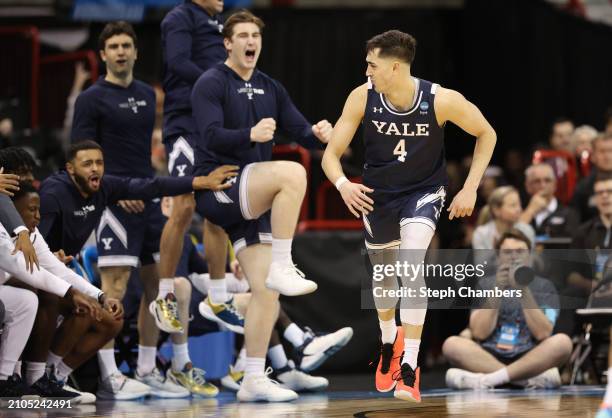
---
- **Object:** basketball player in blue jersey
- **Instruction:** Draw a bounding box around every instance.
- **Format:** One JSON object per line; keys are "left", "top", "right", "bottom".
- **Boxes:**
{"left": 191, "top": 10, "right": 333, "bottom": 402}
{"left": 160, "top": 0, "right": 244, "bottom": 336}
{"left": 322, "top": 30, "right": 496, "bottom": 402}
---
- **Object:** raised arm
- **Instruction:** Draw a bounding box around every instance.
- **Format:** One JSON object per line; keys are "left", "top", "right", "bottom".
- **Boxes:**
{"left": 322, "top": 83, "right": 373, "bottom": 218}
{"left": 435, "top": 87, "right": 496, "bottom": 220}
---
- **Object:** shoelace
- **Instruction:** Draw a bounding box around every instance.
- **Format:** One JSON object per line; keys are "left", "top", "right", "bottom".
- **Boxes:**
{"left": 283, "top": 263, "right": 306, "bottom": 279}
{"left": 190, "top": 367, "right": 207, "bottom": 385}
{"left": 391, "top": 365, "right": 416, "bottom": 387}
{"left": 225, "top": 301, "right": 244, "bottom": 321}
{"left": 255, "top": 367, "right": 283, "bottom": 387}
{"left": 367, "top": 344, "right": 402, "bottom": 372}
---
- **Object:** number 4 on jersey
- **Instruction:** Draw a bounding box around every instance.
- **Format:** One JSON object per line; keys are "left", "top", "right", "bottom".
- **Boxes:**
{"left": 394, "top": 139, "right": 408, "bottom": 162}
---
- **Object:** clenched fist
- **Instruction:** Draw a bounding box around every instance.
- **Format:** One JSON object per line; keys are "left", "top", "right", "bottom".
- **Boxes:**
{"left": 250, "top": 118, "right": 276, "bottom": 143}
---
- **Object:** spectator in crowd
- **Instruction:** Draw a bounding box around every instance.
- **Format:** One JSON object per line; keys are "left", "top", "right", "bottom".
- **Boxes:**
{"left": 473, "top": 186, "right": 535, "bottom": 251}
{"left": 566, "top": 172, "right": 612, "bottom": 297}
{"left": 443, "top": 229, "right": 571, "bottom": 390}
{"left": 573, "top": 125, "right": 598, "bottom": 179}
{"left": 572, "top": 132, "right": 612, "bottom": 221}
{"left": 519, "top": 163, "right": 580, "bottom": 238}
{"left": 549, "top": 117, "right": 575, "bottom": 154}
{"left": 573, "top": 125, "right": 598, "bottom": 160}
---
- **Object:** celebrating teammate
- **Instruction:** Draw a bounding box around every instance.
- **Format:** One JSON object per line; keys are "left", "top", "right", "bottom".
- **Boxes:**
{"left": 191, "top": 10, "right": 333, "bottom": 402}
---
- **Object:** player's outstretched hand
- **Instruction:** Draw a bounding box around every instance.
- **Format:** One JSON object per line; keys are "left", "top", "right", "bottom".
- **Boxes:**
{"left": 13, "top": 230, "right": 39, "bottom": 273}
{"left": 118, "top": 200, "right": 145, "bottom": 214}
{"left": 230, "top": 259, "right": 244, "bottom": 280}
{"left": 0, "top": 167, "right": 20, "bottom": 197}
{"left": 338, "top": 181, "right": 374, "bottom": 218}
{"left": 193, "top": 165, "right": 239, "bottom": 191}
{"left": 250, "top": 118, "right": 276, "bottom": 143}
{"left": 447, "top": 187, "right": 477, "bottom": 220}
{"left": 312, "top": 120, "right": 333, "bottom": 144}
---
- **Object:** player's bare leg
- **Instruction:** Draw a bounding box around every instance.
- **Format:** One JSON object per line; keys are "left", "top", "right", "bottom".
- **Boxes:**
{"left": 244, "top": 161, "right": 317, "bottom": 296}
{"left": 96, "top": 266, "right": 150, "bottom": 400}
{"left": 156, "top": 193, "right": 195, "bottom": 332}
{"left": 168, "top": 277, "right": 218, "bottom": 397}
{"left": 136, "top": 263, "right": 189, "bottom": 398}
{"left": 235, "top": 243, "right": 297, "bottom": 401}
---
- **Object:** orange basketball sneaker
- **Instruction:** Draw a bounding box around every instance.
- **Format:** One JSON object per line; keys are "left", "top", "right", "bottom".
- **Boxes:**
{"left": 375, "top": 326, "right": 404, "bottom": 392}
{"left": 393, "top": 363, "right": 421, "bottom": 402}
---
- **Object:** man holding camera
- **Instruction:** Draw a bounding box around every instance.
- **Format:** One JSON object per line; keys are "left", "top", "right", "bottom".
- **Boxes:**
{"left": 441, "top": 229, "right": 572, "bottom": 389}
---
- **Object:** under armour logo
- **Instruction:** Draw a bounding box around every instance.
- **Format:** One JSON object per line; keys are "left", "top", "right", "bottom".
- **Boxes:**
{"left": 373, "top": 107, "right": 383, "bottom": 113}
{"left": 176, "top": 164, "right": 187, "bottom": 177}
{"left": 226, "top": 177, "right": 238, "bottom": 185}
{"left": 398, "top": 152, "right": 407, "bottom": 163}
{"left": 101, "top": 237, "right": 114, "bottom": 250}
{"left": 433, "top": 206, "right": 441, "bottom": 220}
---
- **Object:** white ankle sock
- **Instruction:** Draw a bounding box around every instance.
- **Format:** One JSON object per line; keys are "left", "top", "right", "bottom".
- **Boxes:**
{"left": 379, "top": 318, "right": 397, "bottom": 344}
{"left": 158, "top": 278, "right": 175, "bottom": 299}
{"left": 234, "top": 348, "right": 247, "bottom": 372}
{"left": 271, "top": 238, "right": 292, "bottom": 265}
{"left": 482, "top": 367, "right": 510, "bottom": 387}
{"left": 137, "top": 345, "right": 157, "bottom": 376}
{"left": 97, "top": 349, "right": 120, "bottom": 380}
{"left": 54, "top": 361, "right": 73, "bottom": 383}
{"left": 244, "top": 357, "right": 265, "bottom": 378}
{"left": 172, "top": 343, "right": 191, "bottom": 372}
{"left": 402, "top": 338, "right": 420, "bottom": 369}
{"left": 268, "top": 345, "right": 288, "bottom": 369}
{"left": 283, "top": 323, "right": 306, "bottom": 347}
{"left": 209, "top": 278, "right": 228, "bottom": 304}
{"left": 25, "top": 362, "right": 46, "bottom": 386}
{"left": 47, "top": 351, "right": 62, "bottom": 369}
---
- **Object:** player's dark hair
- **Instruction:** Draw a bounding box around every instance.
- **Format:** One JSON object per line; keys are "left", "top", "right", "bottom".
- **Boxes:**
{"left": 0, "top": 146, "right": 37, "bottom": 175}
{"left": 222, "top": 9, "right": 265, "bottom": 39}
{"left": 366, "top": 30, "right": 417, "bottom": 64}
{"left": 10, "top": 181, "right": 38, "bottom": 203}
{"left": 98, "top": 21, "right": 137, "bottom": 51}
{"left": 67, "top": 140, "right": 103, "bottom": 161}
{"left": 495, "top": 228, "right": 532, "bottom": 251}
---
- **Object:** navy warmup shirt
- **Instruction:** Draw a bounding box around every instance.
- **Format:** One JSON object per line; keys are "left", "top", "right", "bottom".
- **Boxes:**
{"left": 192, "top": 63, "right": 322, "bottom": 175}
{"left": 161, "top": 1, "right": 226, "bottom": 140}
{"left": 71, "top": 78, "right": 156, "bottom": 178}
{"left": 38, "top": 172, "right": 193, "bottom": 256}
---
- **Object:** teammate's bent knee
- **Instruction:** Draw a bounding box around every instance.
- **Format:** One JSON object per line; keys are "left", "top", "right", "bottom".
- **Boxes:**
{"left": 170, "top": 194, "right": 196, "bottom": 226}
{"left": 173, "top": 276, "right": 192, "bottom": 304}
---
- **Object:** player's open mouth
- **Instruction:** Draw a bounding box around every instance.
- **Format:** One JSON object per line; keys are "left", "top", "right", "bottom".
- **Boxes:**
{"left": 116, "top": 59, "right": 127, "bottom": 65}
{"left": 245, "top": 50, "right": 256, "bottom": 60}
{"left": 89, "top": 175, "right": 100, "bottom": 188}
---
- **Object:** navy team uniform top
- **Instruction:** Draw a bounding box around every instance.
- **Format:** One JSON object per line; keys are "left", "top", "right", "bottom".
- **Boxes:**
{"left": 192, "top": 63, "right": 322, "bottom": 175}
{"left": 161, "top": 1, "right": 226, "bottom": 140}
{"left": 71, "top": 78, "right": 156, "bottom": 178}
{"left": 363, "top": 78, "right": 447, "bottom": 202}
{"left": 38, "top": 172, "right": 193, "bottom": 256}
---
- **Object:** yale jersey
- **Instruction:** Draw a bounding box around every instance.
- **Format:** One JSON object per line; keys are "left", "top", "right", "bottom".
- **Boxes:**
{"left": 363, "top": 78, "right": 447, "bottom": 196}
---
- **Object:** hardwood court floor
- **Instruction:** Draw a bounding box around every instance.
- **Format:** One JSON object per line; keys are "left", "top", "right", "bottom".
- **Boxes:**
{"left": 0, "top": 388, "right": 604, "bottom": 418}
